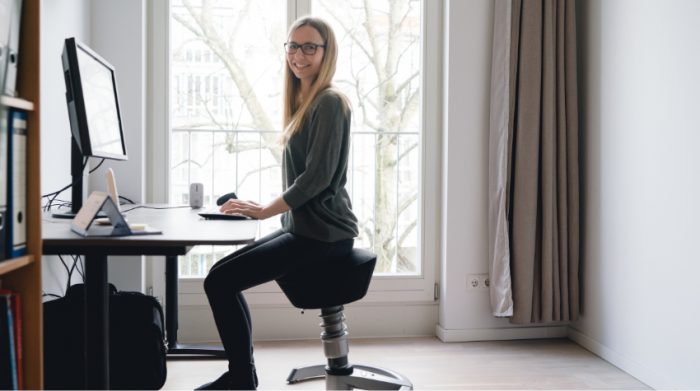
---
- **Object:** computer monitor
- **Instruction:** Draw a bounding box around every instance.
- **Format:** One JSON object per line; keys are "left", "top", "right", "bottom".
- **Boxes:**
{"left": 53, "top": 38, "right": 128, "bottom": 219}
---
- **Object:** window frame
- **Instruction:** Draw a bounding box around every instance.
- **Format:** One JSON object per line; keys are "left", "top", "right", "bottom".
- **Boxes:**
{"left": 147, "top": 0, "right": 442, "bottom": 306}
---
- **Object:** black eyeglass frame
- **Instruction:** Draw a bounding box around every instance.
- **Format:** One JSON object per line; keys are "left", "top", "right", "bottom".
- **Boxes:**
{"left": 284, "top": 42, "right": 326, "bottom": 55}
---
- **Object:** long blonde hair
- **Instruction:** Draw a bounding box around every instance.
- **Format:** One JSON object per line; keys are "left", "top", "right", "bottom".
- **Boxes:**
{"left": 280, "top": 16, "right": 350, "bottom": 145}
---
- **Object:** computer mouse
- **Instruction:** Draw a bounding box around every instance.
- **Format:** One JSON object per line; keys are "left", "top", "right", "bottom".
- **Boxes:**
{"left": 216, "top": 192, "right": 238, "bottom": 206}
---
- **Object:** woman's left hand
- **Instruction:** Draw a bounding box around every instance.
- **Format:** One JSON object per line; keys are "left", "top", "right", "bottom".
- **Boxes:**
{"left": 220, "top": 199, "right": 268, "bottom": 220}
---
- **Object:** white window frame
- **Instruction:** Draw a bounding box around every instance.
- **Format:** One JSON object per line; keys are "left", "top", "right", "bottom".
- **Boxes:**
{"left": 147, "top": 0, "right": 442, "bottom": 306}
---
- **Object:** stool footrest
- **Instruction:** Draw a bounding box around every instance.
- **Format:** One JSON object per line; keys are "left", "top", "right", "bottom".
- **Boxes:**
{"left": 286, "top": 363, "right": 413, "bottom": 390}
{"left": 286, "top": 364, "right": 327, "bottom": 383}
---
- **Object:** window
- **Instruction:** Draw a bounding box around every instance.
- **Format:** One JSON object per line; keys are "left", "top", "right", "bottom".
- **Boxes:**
{"left": 161, "top": 0, "right": 439, "bottom": 301}
{"left": 313, "top": 0, "right": 421, "bottom": 274}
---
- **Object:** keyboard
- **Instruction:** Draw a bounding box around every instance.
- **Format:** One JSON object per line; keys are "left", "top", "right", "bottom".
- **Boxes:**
{"left": 198, "top": 208, "right": 250, "bottom": 220}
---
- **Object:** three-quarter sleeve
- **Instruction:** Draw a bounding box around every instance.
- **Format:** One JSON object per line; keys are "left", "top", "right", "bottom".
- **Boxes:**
{"left": 282, "top": 94, "right": 346, "bottom": 209}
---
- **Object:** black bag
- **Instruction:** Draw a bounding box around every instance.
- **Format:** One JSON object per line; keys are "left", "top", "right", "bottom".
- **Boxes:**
{"left": 44, "top": 283, "right": 167, "bottom": 390}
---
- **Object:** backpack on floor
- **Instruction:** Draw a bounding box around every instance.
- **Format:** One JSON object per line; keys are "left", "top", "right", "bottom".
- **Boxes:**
{"left": 43, "top": 283, "right": 168, "bottom": 390}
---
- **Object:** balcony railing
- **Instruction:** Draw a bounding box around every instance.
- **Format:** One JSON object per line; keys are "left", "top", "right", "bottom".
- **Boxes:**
{"left": 172, "top": 128, "right": 420, "bottom": 277}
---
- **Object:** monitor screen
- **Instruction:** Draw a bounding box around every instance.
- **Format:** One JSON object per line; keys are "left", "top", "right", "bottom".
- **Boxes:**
{"left": 76, "top": 46, "right": 125, "bottom": 157}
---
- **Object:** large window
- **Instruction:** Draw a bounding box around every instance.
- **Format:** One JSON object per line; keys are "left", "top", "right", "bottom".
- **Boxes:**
{"left": 170, "top": 0, "right": 427, "bottom": 278}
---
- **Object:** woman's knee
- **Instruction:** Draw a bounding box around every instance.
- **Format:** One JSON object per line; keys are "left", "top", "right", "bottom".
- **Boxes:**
{"left": 203, "top": 271, "right": 221, "bottom": 296}
{"left": 204, "top": 264, "right": 247, "bottom": 295}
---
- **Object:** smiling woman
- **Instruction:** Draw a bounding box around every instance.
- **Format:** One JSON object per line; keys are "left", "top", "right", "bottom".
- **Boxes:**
{"left": 193, "top": 16, "right": 360, "bottom": 390}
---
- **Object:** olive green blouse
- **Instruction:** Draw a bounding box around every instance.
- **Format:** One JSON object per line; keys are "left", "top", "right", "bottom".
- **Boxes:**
{"left": 281, "top": 90, "right": 359, "bottom": 242}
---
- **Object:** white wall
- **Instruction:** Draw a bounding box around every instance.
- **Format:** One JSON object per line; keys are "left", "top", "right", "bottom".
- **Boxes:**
{"left": 575, "top": 0, "right": 700, "bottom": 389}
{"left": 40, "top": 0, "right": 148, "bottom": 295}
{"left": 88, "top": 0, "right": 147, "bottom": 293}
{"left": 40, "top": 0, "right": 92, "bottom": 297}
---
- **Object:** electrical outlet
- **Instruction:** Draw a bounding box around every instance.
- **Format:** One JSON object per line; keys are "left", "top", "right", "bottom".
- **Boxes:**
{"left": 481, "top": 275, "right": 490, "bottom": 289}
{"left": 467, "top": 275, "right": 481, "bottom": 290}
{"left": 467, "top": 274, "right": 490, "bottom": 291}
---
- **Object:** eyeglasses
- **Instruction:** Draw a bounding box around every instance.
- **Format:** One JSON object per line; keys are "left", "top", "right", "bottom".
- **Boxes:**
{"left": 284, "top": 43, "right": 325, "bottom": 55}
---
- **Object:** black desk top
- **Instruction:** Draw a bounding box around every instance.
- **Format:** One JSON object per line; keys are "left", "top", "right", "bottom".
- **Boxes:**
{"left": 42, "top": 205, "right": 259, "bottom": 256}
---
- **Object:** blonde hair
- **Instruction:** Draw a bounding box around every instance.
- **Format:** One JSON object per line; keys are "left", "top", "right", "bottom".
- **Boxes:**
{"left": 279, "top": 16, "right": 350, "bottom": 145}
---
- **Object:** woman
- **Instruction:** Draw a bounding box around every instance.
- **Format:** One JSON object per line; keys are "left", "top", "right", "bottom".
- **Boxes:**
{"left": 196, "top": 16, "right": 358, "bottom": 390}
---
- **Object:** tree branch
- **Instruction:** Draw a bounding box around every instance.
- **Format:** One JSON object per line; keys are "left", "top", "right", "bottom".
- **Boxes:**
{"left": 398, "top": 190, "right": 418, "bottom": 216}
{"left": 318, "top": 0, "right": 376, "bottom": 65}
{"left": 388, "top": 141, "right": 418, "bottom": 167}
{"left": 238, "top": 164, "right": 279, "bottom": 188}
{"left": 397, "top": 219, "right": 417, "bottom": 248}
{"left": 398, "top": 88, "right": 420, "bottom": 132}
{"left": 394, "top": 70, "right": 419, "bottom": 98}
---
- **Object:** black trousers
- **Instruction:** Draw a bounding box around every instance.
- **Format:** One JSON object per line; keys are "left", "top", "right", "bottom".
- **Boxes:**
{"left": 203, "top": 229, "right": 354, "bottom": 389}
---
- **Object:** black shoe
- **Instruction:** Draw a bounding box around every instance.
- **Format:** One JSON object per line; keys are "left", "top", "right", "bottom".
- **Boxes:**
{"left": 229, "top": 369, "right": 257, "bottom": 390}
{"left": 195, "top": 371, "right": 230, "bottom": 390}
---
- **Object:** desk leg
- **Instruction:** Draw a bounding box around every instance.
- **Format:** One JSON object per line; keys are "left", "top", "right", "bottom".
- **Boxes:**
{"left": 165, "top": 255, "right": 179, "bottom": 346}
{"left": 85, "top": 254, "right": 109, "bottom": 390}
{"left": 165, "top": 255, "right": 226, "bottom": 357}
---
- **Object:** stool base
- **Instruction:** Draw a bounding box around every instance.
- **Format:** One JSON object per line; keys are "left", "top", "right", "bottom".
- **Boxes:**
{"left": 286, "top": 364, "right": 413, "bottom": 390}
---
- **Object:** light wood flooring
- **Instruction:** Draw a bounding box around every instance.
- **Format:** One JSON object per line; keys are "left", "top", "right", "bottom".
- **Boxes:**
{"left": 164, "top": 337, "right": 651, "bottom": 390}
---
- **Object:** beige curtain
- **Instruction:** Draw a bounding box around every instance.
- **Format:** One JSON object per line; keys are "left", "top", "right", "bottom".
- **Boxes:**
{"left": 488, "top": 0, "right": 580, "bottom": 325}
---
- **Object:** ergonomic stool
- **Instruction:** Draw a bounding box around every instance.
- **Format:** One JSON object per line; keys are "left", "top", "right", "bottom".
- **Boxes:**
{"left": 277, "top": 248, "right": 413, "bottom": 390}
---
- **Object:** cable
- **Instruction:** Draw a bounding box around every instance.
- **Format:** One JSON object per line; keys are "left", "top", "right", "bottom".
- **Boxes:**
{"left": 60, "top": 255, "right": 77, "bottom": 292}
{"left": 121, "top": 205, "right": 191, "bottom": 213}
{"left": 119, "top": 195, "right": 136, "bottom": 204}
{"left": 89, "top": 158, "right": 105, "bottom": 174}
{"left": 42, "top": 157, "right": 88, "bottom": 212}
{"left": 73, "top": 255, "right": 84, "bottom": 280}
{"left": 41, "top": 158, "right": 105, "bottom": 212}
{"left": 50, "top": 200, "right": 73, "bottom": 210}
{"left": 74, "top": 255, "right": 85, "bottom": 282}
{"left": 42, "top": 292, "right": 62, "bottom": 299}
{"left": 57, "top": 255, "right": 71, "bottom": 276}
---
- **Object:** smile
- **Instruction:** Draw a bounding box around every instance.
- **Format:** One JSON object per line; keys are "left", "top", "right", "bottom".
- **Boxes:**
{"left": 294, "top": 62, "right": 311, "bottom": 70}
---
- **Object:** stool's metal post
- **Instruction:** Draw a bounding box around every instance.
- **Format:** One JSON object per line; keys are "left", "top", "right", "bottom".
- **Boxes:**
{"left": 320, "top": 306, "right": 352, "bottom": 374}
{"left": 320, "top": 306, "right": 352, "bottom": 390}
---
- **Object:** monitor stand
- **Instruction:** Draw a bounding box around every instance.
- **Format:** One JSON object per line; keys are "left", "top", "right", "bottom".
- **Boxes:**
{"left": 52, "top": 138, "right": 107, "bottom": 219}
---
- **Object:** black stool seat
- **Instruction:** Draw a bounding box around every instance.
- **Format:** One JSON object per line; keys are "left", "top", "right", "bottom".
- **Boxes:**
{"left": 277, "top": 248, "right": 376, "bottom": 309}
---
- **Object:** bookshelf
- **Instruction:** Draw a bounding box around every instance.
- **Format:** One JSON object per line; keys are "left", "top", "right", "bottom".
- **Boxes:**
{"left": 0, "top": 0, "right": 43, "bottom": 389}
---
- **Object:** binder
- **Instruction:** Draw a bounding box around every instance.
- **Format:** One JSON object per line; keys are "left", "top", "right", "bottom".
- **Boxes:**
{"left": 0, "top": 105, "right": 8, "bottom": 263}
{"left": 6, "top": 109, "right": 25, "bottom": 258}
{"left": 0, "top": 294, "right": 18, "bottom": 390}
{"left": 0, "top": 290, "right": 20, "bottom": 390}
{"left": 2, "top": 0, "right": 22, "bottom": 97}
{"left": 0, "top": 0, "right": 13, "bottom": 94}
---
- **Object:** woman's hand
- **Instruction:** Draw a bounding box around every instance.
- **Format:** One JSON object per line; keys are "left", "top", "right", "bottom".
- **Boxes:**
{"left": 219, "top": 195, "right": 292, "bottom": 221}
{"left": 220, "top": 199, "right": 268, "bottom": 220}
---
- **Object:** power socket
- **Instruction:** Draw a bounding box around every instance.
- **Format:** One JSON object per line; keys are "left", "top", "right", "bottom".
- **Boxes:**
{"left": 467, "top": 274, "right": 490, "bottom": 291}
{"left": 467, "top": 275, "right": 481, "bottom": 289}
{"left": 481, "top": 275, "right": 490, "bottom": 289}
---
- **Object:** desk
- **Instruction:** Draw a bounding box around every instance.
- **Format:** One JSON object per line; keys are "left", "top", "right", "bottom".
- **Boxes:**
{"left": 42, "top": 205, "right": 258, "bottom": 390}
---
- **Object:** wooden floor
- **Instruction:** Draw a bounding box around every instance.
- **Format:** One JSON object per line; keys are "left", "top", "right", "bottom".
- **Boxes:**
{"left": 164, "top": 337, "right": 651, "bottom": 390}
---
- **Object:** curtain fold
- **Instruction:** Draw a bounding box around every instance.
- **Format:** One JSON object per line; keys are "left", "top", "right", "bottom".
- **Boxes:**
{"left": 488, "top": 0, "right": 579, "bottom": 325}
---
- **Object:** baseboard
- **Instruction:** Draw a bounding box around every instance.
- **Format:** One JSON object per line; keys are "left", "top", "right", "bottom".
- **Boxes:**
{"left": 435, "top": 324, "right": 568, "bottom": 342}
{"left": 566, "top": 327, "right": 679, "bottom": 390}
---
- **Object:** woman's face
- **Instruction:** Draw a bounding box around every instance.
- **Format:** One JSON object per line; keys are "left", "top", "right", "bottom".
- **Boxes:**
{"left": 287, "top": 25, "right": 325, "bottom": 85}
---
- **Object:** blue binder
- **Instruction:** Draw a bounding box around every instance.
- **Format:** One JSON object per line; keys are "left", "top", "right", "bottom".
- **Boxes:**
{"left": 6, "top": 109, "right": 25, "bottom": 259}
